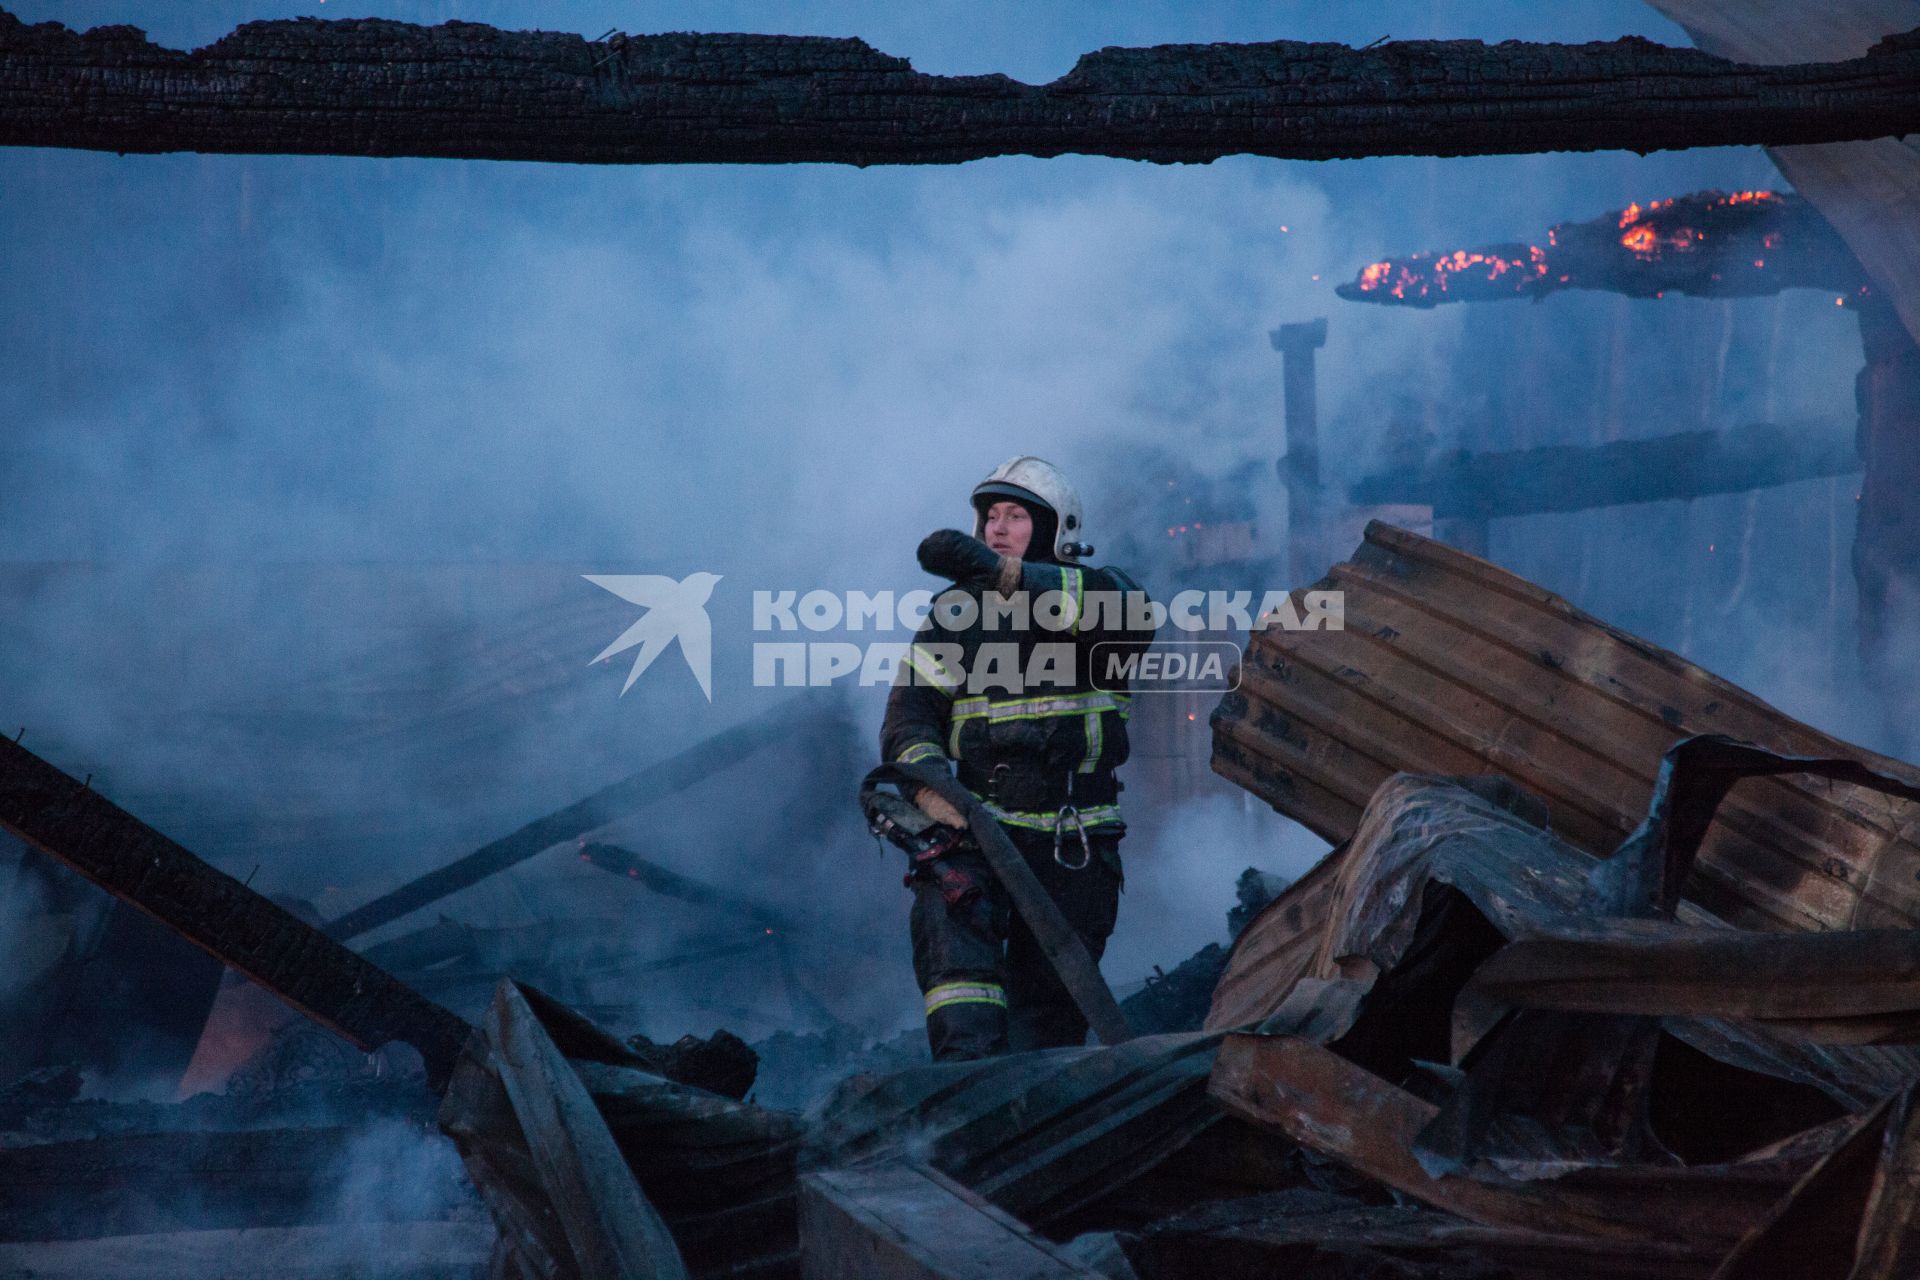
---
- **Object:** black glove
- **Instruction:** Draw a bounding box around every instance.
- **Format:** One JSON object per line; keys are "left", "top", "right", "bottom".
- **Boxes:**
{"left": 917, "top": 529, "right": 1003, "bottom": 586}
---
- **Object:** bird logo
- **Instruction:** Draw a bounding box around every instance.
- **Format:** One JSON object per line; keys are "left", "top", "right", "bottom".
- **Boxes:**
{"left": 584, "top": 572, "right": 723, "bottom": 700}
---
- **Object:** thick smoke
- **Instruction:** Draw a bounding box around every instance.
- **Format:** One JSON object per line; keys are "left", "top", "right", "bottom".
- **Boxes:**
{"left": 0, "top": 0, "right": 1903, "bottom": 1074}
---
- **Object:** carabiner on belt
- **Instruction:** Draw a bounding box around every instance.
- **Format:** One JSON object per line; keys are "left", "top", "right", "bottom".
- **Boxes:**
{"left": 1053, "top": 804, "right": 1092, "bottom": 870}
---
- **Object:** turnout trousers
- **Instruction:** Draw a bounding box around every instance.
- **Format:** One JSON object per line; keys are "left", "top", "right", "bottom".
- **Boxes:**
{"left": 908, "top": 823, "right": 1122, "bottom": 1062}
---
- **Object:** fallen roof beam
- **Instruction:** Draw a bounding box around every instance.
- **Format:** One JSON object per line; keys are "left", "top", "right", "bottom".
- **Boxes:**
{"left": 1349, "top": 417, "right": 1858, "bottom": 520}
{"left": 1468, "top": 918, "right": 1920, "bottom": 1044}
{"left": 4, "top": 14, "right": 1920, "bottom": 165}
{"left": 0, "top": 735, "right": 471, "bottom": 1085}
{"left": 1208, "top": 1033, "right": 1802, "bottom": 1249}
{"left": 797, "top": 1161, "right": 1104, "bottom": 1280}
{"left": 324, "top": 696, "right": 815, "bottom": 942}
{"left": 483, "top": 980, "right": 689, "bottom": 1280}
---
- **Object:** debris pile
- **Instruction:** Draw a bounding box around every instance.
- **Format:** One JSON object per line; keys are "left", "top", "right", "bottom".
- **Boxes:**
{"left": 5, "top": 522, "right": 1920, "bottom": 1277}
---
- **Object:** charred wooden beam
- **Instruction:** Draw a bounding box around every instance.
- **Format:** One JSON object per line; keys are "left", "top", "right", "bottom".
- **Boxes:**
{"left": 0, "top": 736, "right": 471, "bottom": 1085}
{"left": 325, "top": 697, "right": 815, "bottom": 942}
{"left": 1472, "top": 918, "right": 1920, "bottom": 1045}
{"left": 483, "top": 980, "right": 689, "bottom": 1279}
{"left": 575, "top": 842, "right": 793, "bottom": 931}
{"left": 797, "top": 1162, "right": 1103, "bottom": 1280}
{"left": 5, "top": 14, "right": 1920, "bottom": 166}
{"left": 1134, "top": 1189, "right": 1721, "bottom": 1280}
{"left": 1208, "top": 1033, "right": 1804, "bottom": 1248}
{"left": 0, "top": 1223, "right": 496, "bottom": 1280}
{"left": 1337, "top": 189, "right": 1870, "bottom": 307}
{"left": 807, "top": 1032, "right": 1226, "bottom": 1229}
{"left": 1349, "top": 416, "right": 1858, "bottom": 519}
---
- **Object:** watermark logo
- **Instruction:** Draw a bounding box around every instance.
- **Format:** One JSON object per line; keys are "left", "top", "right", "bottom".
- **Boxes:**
{"left": 587, "top": 578, "right": 1340, "bottom": 697}
{"left": 585, "top": 572, "right": 722, "bottom": 699}
{"left": 1091, "top": 640, "right": 1242, "bottom": 693}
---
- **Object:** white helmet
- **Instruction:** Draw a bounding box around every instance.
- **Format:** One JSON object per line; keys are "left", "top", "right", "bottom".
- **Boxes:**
{"left": 971, "top": 456, "right": 1091, "bottom": 563}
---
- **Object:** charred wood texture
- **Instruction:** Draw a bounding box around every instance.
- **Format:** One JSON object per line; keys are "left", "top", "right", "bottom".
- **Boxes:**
{"left": 1350, "top": 416, "right": 1859, "bottom": 519}
{"left": 0, "top": 736, "right": 473, "bottom": 1085}
{"left": 1338, "top": 189, "right": 1870, "bottom": 307}
{"left": 3, "top": 13, "right": 1920, "bottom": 165}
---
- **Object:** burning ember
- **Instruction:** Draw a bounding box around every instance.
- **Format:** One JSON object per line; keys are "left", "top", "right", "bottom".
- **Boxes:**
{"left": 1339, "top": 190, "right": 1867, "bottom": 307}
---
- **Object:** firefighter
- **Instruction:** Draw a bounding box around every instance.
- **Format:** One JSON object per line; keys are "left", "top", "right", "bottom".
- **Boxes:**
{"left": 881, "top": 456, "right": 1155, "bottom": 1061}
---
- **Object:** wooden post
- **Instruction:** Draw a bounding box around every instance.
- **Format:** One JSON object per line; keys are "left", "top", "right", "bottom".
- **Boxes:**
{"left": 1271, "top": 318, "right": 1329, "bottom": 585}
{"left": 1853, "top": 298, "right": 1920, "bottom": 710}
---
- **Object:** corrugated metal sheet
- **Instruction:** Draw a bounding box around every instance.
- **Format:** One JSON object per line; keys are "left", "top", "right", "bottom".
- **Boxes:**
{"left": 1208, "top": 522, "right": 1920, "bottom": 1029}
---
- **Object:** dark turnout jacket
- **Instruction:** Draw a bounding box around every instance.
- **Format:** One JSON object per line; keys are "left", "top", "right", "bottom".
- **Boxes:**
{"left": 880, "top": 557, "right": 1156, "bottom": 832}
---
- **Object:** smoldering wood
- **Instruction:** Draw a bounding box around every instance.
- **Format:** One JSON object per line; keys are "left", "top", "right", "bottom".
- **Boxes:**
{"left": 0, "top": 735, "right": 473, "bottom": 1085}
{"left": 482, "top": 980, "right": 690, "bottom": 1280}
{"left": 4, "top": 13, "right": 1920, "bottom": 167}
{"left": 796, "top": 1161, "right": 1104, "bottom": 1280}
{"left": 1337, "top": 190, "right": 1868, "bottom": 308}
{"left": 1349, "top": 416, "right": 1859, "bottom": 520}
{"left": 325, "top": 696, "right": 817, "bottom": 942}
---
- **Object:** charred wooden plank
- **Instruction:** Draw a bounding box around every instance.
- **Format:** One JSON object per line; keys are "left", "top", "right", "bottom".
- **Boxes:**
{"left": 1351, "top": 417, "right": 1859, "bottom": 520}
{"left": 483, "top": 979, "right": 689, "bottom": 1280}
{"left": 1209, "top": 1034, "right": 1803, "bottom": 1247}
{"left": 0, "top": 736, "right": 471, "bottom": 1085}
{"left": 4, "top": 15, "right": 1920, "bottom": 166}
{"left": 437, "top": 1040, "right": 571, "bottom": 1280}
{"left": 1470, "top": 918, "right": 1920, "bottom": 1043}
{"left": 806, "top": 1034, "right": 1224, "bottom": 1229}
{"left": 797, "top": 1161, "right": 1102, "bottom": 1280}
{"left": 0, "top": 1222, "right": 495, "bottom": 1280}
{"left": 1136, "top": 1189, "right": 1720, "bottom": 1280}
{"left": 326, "top": 697, "right": 815, "bottom": 941}
{"left": 928, "top": 1033, "right": 1224, "bottom": 1226}
{"left": 1211, "top": 521, "right": 1920, "bottom": 1028}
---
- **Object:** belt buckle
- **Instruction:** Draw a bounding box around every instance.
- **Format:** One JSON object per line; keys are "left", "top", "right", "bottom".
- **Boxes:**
{"left": 1053, "top": 805, "right": 1091, "bottom": 870}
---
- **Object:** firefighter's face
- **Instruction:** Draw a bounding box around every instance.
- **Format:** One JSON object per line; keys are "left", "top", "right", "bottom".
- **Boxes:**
{"left": 983, "top": 501, "right": 1034, "bottom": 558}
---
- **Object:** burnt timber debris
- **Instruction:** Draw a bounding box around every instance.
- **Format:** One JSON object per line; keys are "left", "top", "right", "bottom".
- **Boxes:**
{"left": 1331, "top": 184, "right": 1920, "bottom": 676}
{"left": 4, "top": 12, "right": 1920, "bottom": 166}
{"left": 1337, "top": 190, "right": 1868, "bottom": 308}
{"left": 323, "top": 696, "right": 817, "bottom": 943}
{"left": 1350, "top": 415, "right": 1860, "bottom": 521}
{"left": 0, "top": 733, "right": 472, "bottom": 1086}
{"left": 8, "top": 526, "right": 1920, "bottom": 1274}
